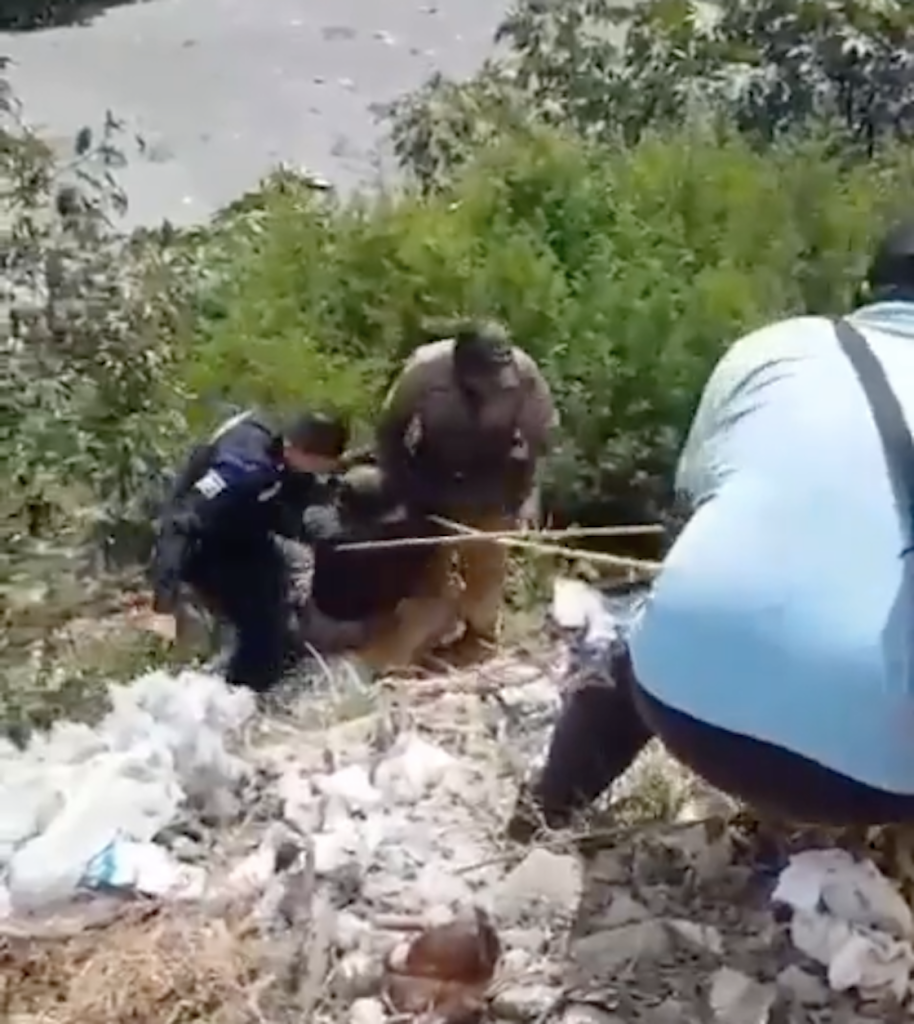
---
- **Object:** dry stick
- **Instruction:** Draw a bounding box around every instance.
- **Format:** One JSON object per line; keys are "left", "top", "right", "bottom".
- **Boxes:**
{"left": 430, "top": 514, "right": 661, "bottom": 575}
{"left": 334, "top": 521, "right": 663, "bottom": 553}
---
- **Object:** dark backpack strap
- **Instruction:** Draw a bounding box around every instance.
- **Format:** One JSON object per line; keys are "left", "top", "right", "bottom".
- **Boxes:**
{"left": 834, "top": 318, "right": 914, "bottom": 550}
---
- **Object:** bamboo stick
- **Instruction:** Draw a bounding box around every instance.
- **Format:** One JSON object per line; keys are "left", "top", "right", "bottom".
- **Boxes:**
{"left": 430, "top": 515, "right": 661, "bottom": 574}
{"left": 334, "top": 521, "right": 664, "bottom": 553}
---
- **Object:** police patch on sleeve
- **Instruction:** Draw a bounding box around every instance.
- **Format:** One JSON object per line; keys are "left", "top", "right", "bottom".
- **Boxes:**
{"left": 194, "top": 469, "right": 227, "bottom": 500}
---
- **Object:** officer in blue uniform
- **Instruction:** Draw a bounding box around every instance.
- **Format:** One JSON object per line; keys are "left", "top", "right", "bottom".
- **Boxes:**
{"left": 150, "top": 409, "right": 349, "bottom": 692}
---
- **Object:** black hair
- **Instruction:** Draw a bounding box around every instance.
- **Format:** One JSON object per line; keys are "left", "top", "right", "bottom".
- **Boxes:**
{"left": 284, "top": 410, "right": 350, "bottom": 457}
{"left": 453, "top": 320, "right": 513, "bottom": 377}
{"left": 867, "top": 221, "right": 914, "bottom": 303}
{"left": 339, "top": 465, "right": 399, "bottom": 521}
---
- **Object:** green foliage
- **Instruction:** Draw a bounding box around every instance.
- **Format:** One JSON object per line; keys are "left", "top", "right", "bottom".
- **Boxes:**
{"left": 190, "top": 125, "right": 914, "bottom": 522}
{"left": 0, "top": 64, "right": 192, "bottom": 732}
{"left": 0, "top": 0, "right": 147, "bottom": 31}
{"left": 389, "top": 0, "right": 914, "bottom": 190}
{"left": 1, "top": 94, "right": 191, "bottom": 532}
{"left": 6, "top": 0, "right": 914, "bottom": 735}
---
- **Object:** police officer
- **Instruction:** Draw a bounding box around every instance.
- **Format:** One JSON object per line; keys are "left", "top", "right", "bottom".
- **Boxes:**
{"left": 377, "top": 321, "right": 557, "bottom": 663}
{"left": 149, "top": 409, "right": 349, "bottom": 692}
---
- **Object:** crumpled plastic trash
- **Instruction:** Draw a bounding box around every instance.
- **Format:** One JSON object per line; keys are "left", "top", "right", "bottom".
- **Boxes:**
{"left": 772, "top": 849, "right": 914, "bottom": 1000}
{"left": 83, "top": 838, "right": 208, "bottom": 900}
{"left": 0, "top": 668, "right": 255, "bottom": 912}
{"left": 549, "top": 577, "right": 647, "bottom": 683}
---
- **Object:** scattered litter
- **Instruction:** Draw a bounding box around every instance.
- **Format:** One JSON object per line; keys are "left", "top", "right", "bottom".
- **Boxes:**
{"left": 0, "top": 669, "right": 254, "bottom": 912}
{"left": 772, "top": 848, "right": 914, "bottom": 1000}
{"left": 3, "top": 591, "right": 903, "bottom": 1024}
{"left": 82, "top": 839, "right": 207, "bottom": 900}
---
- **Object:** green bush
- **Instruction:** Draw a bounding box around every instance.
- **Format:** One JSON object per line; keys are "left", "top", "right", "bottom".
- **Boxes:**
{"left": 186, "top": 126, "right": 914, "bottom": 523}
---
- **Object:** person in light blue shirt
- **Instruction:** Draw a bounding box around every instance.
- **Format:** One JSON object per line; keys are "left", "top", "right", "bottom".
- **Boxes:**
{"left": 512, "top": 223, "right": 914, "bottom": 837}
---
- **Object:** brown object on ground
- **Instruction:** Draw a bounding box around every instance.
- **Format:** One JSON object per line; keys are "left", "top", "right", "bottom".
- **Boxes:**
{"left": 384, "top": 907, "right": 501, "bottom": 1023}
{"left": 0, "top": 903, "right": 265, "bottom": 1024}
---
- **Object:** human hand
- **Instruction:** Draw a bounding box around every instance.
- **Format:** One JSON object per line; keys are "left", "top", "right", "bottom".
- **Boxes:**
{"left": 144, "top": 612, "right": 178, "bottom": 643}
{"left": 301, "top": 503, "right": 343, "bottom": 542}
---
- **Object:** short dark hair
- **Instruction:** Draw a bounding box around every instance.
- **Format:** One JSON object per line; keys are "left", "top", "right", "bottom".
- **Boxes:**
{"left": 284, "top": 411, "right": 349, "bottom": 457}
{"left": 868, "top": 221, "right": 914, "bottom": 299}
{"left": 453, "top": 320, "right": 513, "bottom": 376}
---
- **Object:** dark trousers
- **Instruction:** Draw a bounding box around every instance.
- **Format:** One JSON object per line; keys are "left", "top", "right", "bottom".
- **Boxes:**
{"left": 535, "top": 647, "right": 914, "bottom": 828}
{"left": 185, "top": 540, "right": 297, "bottom": 693}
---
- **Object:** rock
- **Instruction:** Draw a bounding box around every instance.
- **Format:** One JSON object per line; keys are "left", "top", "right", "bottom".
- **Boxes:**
{"left": 561, "top": 1005, "right": 627, "bottom": 1024}
{"left": 491, "top": 983, "right": 563, "bottom": 1021}
{"left": 278, "top": 771, "right": 321, "bottom": 833}
{"left": 586, "top": 849, "right": 628, "bottom": 885}
{"left": 501, "top": 927, "right": 549, "bottom": 954}
{"left": 313, "top": 824, "right": 364, "bottom": 878}
{"left": 648, "top": 997, "right": 690, "bottom": 1024}
{"left": 490, "top": 850, "right": 583, "bottom": 926}
{"left": 373, "top": 734, "right": 458, "bottom": 802}
{"left": 776, "top": 965, "right": 829, "bottom": 1007}
{"left": 571, "top": 920, "right": 672, "bottom": 978}
{"left": 655, "top": 821, "right": 733, "bottom": 882}
{"left": 334, "top": 910, "right": 371, "bottom": 952}
{"left": 499, "top": 947, "right": 535, "bottom": 975}
{"left": 709, "top": 968, "right": 776, "bottom": 1024}
{"left": 315, "top": 764, "right": 383, "bottom": 814}
{"left": 170, "top": 835, "right": 205, "bottom": 862}
{"left": 350, "top": 996, "right": 387, "bottom": 1024}
{"left": 668, "top": 918, "right": 724, "bottom": 955}
{"left": 332, "top": 951, "right": 385, "bottom": 1000}
{"left": 596, "top": 892, "right": 650, "bottom": 928}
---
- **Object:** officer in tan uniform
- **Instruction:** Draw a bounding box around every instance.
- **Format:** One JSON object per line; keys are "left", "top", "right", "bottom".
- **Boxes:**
{"left": 377, "top": 322, "right": 557, "bottom": 663}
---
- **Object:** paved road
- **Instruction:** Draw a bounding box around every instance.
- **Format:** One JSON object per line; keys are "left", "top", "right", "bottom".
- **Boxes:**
{"left": 0, "top": 0, "right": 508, "bottom": 226}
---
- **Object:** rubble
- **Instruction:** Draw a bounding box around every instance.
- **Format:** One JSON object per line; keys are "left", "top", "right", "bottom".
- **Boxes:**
{"left": 0, "top": 578, "right": 911, "bottom": 1024}
{"left": 709, "top": 968, "right": 776, "bottom": 1024}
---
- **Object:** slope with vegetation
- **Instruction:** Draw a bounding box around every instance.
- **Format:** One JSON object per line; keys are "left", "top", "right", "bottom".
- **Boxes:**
{"left": 3, "top": 0, "right": 914, "bottom": 730}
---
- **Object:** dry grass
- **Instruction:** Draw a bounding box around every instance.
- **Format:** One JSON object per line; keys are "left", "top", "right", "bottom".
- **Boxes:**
{"left": 0, "top": 904, "right": 266, "bottom": 1024}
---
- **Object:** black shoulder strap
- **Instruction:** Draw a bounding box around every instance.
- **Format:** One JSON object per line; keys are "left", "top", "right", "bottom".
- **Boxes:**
{"left": 834, "top": 318, "right": 914, "bottom": 544}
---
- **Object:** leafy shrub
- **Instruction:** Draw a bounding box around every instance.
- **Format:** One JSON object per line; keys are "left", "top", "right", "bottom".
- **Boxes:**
{"left": 388, "top": 0, "right": 914, "bottom": 191}
{"left": 0, "top": 64, "right": 192, "bottom": 730}
{"left": 188, "top": 125, "right": 914, "bottom": 523}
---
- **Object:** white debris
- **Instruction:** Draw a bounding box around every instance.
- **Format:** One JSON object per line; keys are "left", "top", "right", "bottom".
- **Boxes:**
{"left": 709, "top": 968, "right": 775, "bottom": 1024}
{"left": 772, "top": 848, "right": 914, "bottom": 1000}
{"left": 82, "top": 838, "right": 207, "bottom": 899}
{"left": 551, "top": 577, "right": 611, "bottom": 631}
{"left": 349, "top": 996, "right": 387, "bottom": 1024}
{"left": 668, "top": 918, "right": 725, "bottom": 955}
{"left": 373, "top": 733, "right": 457, "bottom": 802}
{"left": 1, "top": 669, "right": 254, "bottom": 912}
{"left": 315, "top": 764, "right": 383, "bottom": 814}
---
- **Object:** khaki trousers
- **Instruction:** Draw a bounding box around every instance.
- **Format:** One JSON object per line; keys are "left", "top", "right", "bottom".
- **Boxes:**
{"left": 453, "top": 510, "right": 517, "bottom": 642}
{"left": 351, "top": 511, "right": 518, "bottom": 673}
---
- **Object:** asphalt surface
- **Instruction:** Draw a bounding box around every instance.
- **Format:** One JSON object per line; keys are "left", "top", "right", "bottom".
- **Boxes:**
{"left": 0, "top": 0, "right": 507, "bottom": 226}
